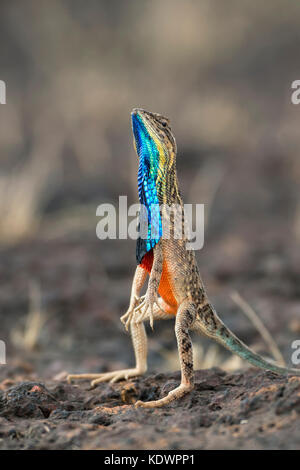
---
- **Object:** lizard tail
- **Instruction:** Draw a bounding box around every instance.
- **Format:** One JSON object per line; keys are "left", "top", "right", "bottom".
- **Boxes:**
{"left": 194, "top": 303, "right": 300, "bottom": 376}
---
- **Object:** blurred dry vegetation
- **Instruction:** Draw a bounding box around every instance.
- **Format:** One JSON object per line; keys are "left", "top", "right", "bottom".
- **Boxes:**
{"left": 0, "top": 0, "right": 300, "bottom": 377}
{"left": 1, "top": 0, "right": 300, "bottom": 242}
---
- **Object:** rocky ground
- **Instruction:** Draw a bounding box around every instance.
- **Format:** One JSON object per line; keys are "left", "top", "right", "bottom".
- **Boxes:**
{"left": 0, "top": 366, "right": 299, "bottom": 450}
{"left": 1, "top": 0, "right": 300, "bottom": 452}
{"left": 0, "top": 231, "right": 299, "bottom": 450}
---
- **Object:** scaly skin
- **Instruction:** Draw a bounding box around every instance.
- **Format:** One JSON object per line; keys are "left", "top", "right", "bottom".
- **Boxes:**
{"left": 68, "top": 108, "right": 300, "bottom": 408}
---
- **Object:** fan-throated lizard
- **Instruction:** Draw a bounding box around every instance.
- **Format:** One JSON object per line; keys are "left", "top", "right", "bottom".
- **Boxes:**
{"left": 68, "top": 108, "right": 300, "bottom": 408}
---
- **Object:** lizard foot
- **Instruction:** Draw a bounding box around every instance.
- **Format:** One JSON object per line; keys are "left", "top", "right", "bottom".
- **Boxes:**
{"left": 120, "top": 295, "right": 142, "bottom": 330}
{"left": 90, "top": 368, "right": 144, "bottom": 387}
{"left": 67, "top": 368, "right": 144, "bottom": 387}
{"left": 135, "top": 383, "right": 193, "bottom": 408}
{"left": 134, "top": 294, "right": 160, "bottom": 329}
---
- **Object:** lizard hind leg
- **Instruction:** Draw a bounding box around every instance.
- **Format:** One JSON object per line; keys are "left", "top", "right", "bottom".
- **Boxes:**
{"left": 135, "top": 300, "right": 196, "bottom": 408}
{"left": 89, "top": 305, "right": 174, "bottom": 387}
{"left": 67, "top": 321, "right": 148, "bottom": 386}
{"left": 67, "top": 304, "right": 173, "bottom": 387}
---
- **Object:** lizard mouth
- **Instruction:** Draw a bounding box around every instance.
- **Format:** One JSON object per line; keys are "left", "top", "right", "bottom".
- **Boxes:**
{"left": 131, "top": 108, "right": 159, "bottom": 139}
{"left": 132, "top": 107, "right": 160, "bottom": 119}
{"left": 132, "top": 108, "right": 171, "bottom": 131}
{"left": 131, "top": 108, "right": 152, "bottom": 119}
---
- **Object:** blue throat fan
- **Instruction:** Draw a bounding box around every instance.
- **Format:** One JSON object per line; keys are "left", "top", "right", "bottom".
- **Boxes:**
{"left": 131, "top": 112, "right": 163, "bottom": 264}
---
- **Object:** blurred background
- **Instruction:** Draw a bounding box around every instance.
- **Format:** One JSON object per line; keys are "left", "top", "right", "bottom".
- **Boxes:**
{"left": 0, "top": 0, "right": 299, "bottom": 380}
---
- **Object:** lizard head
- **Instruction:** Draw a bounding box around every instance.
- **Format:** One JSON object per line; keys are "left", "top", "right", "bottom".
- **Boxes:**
{"left": 131, "top": 108, "right": 177, "bottom": 167}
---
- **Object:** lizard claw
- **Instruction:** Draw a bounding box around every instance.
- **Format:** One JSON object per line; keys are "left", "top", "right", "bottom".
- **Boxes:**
{"left": 120, "top": 295, "right": 142, "bottom": 331}
{"left": 120, "top": 311, "right": 133, "bottom": 331}
{"left": 149, "top": 301, "right": 160, "bottom": 329}
{"left": 134, "top": 296, "right": 160, "bottom": 329}
{"left": 149, "top": 311, "right": 154, "bottom": 330}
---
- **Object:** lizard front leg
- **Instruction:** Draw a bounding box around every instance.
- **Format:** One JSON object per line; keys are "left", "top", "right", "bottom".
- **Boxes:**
{"left": 120, "top": 265, "right": 148, "bottom": 330}
{"left": 134, "top": 242, "right": 163, "bottom": 328}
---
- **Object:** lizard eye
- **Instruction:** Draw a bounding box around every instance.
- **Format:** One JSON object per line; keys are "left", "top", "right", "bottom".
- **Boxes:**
{"left": 153, "top": 113, "right": 169, "bottom": 128}
{"left": 159, "top": 118, "right": 170, "bottom": 128}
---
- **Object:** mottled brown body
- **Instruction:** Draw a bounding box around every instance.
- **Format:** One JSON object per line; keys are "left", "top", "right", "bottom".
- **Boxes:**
{"left": 67, "top": 108, "right": 300, "bottom": 408}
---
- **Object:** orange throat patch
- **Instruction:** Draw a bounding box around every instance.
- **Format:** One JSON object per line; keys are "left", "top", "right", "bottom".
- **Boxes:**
{"left": 140, "top": 250, "right": 178, "bottom": 314}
